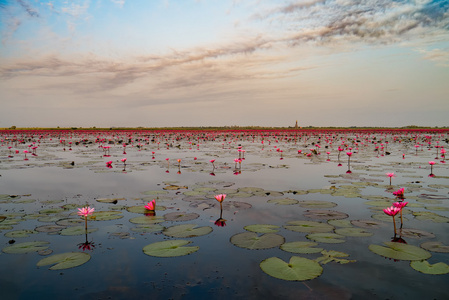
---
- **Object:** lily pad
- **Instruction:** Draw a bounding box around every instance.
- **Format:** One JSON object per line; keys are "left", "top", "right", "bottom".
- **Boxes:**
{"left": 231, "top": 232, "right": 285, "bottom": 250}
{"left": 267, "top": 198, "right": 299, "bottom": 205}
{"left": 328, "top": 219, "right": 353, "bottom": 228}
{"left": 351, "top": 220, "right": 385, "bottom": 229}
{"left": 35, "top": 224, "right": 66, "bottom": 233}
{"left": 59, "top": 226, "right": 98, "bottom": 236}
{"left": 89, "top": 211, "right": 123, "bottom": 221}
{"left": 129, "top": 216, "right": 164, "bottom": 224}
{"left": 284, "top": 220, "right": 334, "bottom": 233}
{"left": 298, "top": 200, "right": 337, "bottom": 209}
{"left": 36, "top": 252, "right": 90, "bottom": 270}
{"left": 163, "top": 224, "right": 212, "bottom": 238}
{"left": 413, "top": 212, "right": 449, "bottom": 223}
{"left": 335, "top": 227, "right": 373, "bottom": 237}
{"left": 260, "top": 256, "right": 323, "bottom": 281}
{"left": 244, "top": 224, "right": 280, "bottom": 233}
{"left": 280, "top": 241, "right": 324, "bottom": 254}
{"left": 164, "top": 212, "right": 199, "bottom": 222}
{"left": 420, "top": 242, "right": 449, "bottom": 253}
{"left": 2, "top": 241, "right": 50, "bottom": 254}
{"left": 315, "top": 250, "right": 356, "bottom": 264}
{"left": 369, "top": 242, "right": 431, "bottom": 261}
{"left": 410, "top": 261, "right": 449, "bottom": 275}
{"left": 96, "top": 197, "right": 126, "bottom": 203}
{"left": 143, "top": 240, "right": 199, "bottom": 257}
{"left": 56, "top": 218, "right": 84, "bottom": 226}
{"left": 141, "top": 190, "right": 169, "bottom": 196}
{"left": 131, "top": 224, "right": 164, "bottom": 233}
{"left": 400, "top": 228, "right": 435, "bottom": 239}
{"left": 304, "top": 210, "right": 348, "bottom": 220}
{"left": 306, "top": 233, "right": 346, "bottom": 244}
{"left": 4, "top": 230, "right": 38, "bottom": 238}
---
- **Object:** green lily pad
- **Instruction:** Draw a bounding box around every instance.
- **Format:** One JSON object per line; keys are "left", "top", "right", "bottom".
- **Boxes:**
{"left": 141, "top": 190, "right": 169, "bottom": 196}
{"left": 280, "top": 241, "right": 323, "bottom": 254}
{"left": 35, "top": 224, "right": 66, "bottom": 233}
{"left": 244, "top": 224, "right": 280, "bottom": 233}
{"left": 143, "top": 240, "right": 199, "bottom": 257}
{"left": 127, "top": 205, "right": 166, "bottom": 213}
{"left": 4, "top": 230, "right": 38, "bottom": 238}
{"left": 163, "top": 224, "right": 212, "bottom": 238}
{"left": 56, "top": 218, "right": 84, "bottom": 226}
{"left": 328, "top": 219, "right": 353, "bottom": 228}
{"left": 400, "top": 228, "right": 435, "bottom": 239}
{"left": 89, "top": 211, "right": 123, "bottom": 221}
{"left": 298, "top": 201, "right": 337, "bottom": 209}
{"left": 131, "top": 224, "right": 164, "bottom": 233}
{"left": 59, "top": 226, "right": 98, "bottom": 236}
{"left": 231, "top": 232, "right": 285, "bottom": 250}
{"left": 351, "top": 220, "right": 385, "bottom": 229}
{"left": 413, "top": 212, "right": 449, "bottom": 223}
{"left": 36, "top": 252, "right": 90, "bottom": 270}
{"left": 163, "top": 185, "right": 188, "bottom": 190}
{"left": 420, "top": 242, "right": 449, "bottom": 253}
{"left": 129, "top": 216, "right": 164, "bottom": 224}
{"left": 96, "top": 197, "right": 126, "bottom": 203}
{"left": 164, "top": 212, "right": 199, "bottom": 222}
{"left": 260, "top": 256, "right": 323, "bottom": 281}
{"left": 2, "top": 241, "right": 50, "bottom": 254}
{"left": 39, "top": 208, "right": 65, "bottom": 214}
{"left": 284, "top": 220, "right": 334, "bottom": 233}
{"left": 410, "top": 261, "right": 449, "bottom": 275}
{"left": 315, "top": 250, "right": 356, "bottom": 264}
{"left": 369, "top": 242, "right": 431, "bottom": 261}
{"left": 335, "top": 227, "right": 373, "bottom": 237}
{"left": 306, "top": 233, "right": 345, "bottom": 244}
{"left": 267, "top": 198, "right": 299, "bottom": 205}
{"left": 304, "top": 210, "right": 348, "bottom": 220}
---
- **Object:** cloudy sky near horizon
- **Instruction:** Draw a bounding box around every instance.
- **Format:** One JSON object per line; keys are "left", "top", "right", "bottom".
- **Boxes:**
{"left": 1, "top": 0, "right": 448, "bottom": 128}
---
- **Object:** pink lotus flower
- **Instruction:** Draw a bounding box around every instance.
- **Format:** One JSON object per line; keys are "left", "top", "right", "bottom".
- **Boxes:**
{"left": 383, "top": 206, "right": 400, "bottom": 217}
{"left": 392, "top": 188, "right": 405, "bottom": 199}
{"left": 121, "top": 158, "right": 127, "bottom": 163}
{"left": 145, "top": 199, "right": 156, "bottom": 211}
{"left": 214, "top": 218, "right": 227, "bottom": 227}
{"left": 78, "top": 206, "right": 95, "bottom": 217}
{"left": 346, "top": 152, "right": 352, "bottom": 156}
{"left": 393, "top": 201, "right": 408, "bottom": 209}
{"left": 214, "top": 194, "right": 226, "bottom": 203}
{"left": 429, "top": 161, "right": 435, "bottom": 165}
{"left": 386, "top": 172, "right": 395, "bottom": 185}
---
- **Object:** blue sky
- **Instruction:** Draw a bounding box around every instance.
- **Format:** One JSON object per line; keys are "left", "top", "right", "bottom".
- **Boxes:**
{"left": 1, "top": 0, "right": 448, "bottom": 128}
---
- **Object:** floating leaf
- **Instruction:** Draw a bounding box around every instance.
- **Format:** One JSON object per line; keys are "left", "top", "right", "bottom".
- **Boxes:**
{"left": 141, "top": 190, "right": 169, "bottom": 196}
{"left": 127, "top": 205, "right": 166, "bottom": 213}
{"left": 304, "top": 210, "right": 348, "bottom": 220}
{"left": 328, "top": 219, "right": 353, "bottom": 228}
{"left": 163, "top": 185, "right": 188, "bottom": 190}
{"left": 400, "top": 228, "right": 435, "bottom": 239}
{"left": 284, "top": 220, "right": 334, "bottom": 233}
{"left": 335, "top": 227, "right": 373, "bottom": 237}
{"left": 143, "top": 240, "right": 199, "bottom": 257}
{"left": 90, "top": 211, "right": 123, "bottom": 221}
{"left": 163, "top": 224, "right": 212, "bottom": 238}
{"left": 56, "top": 218, "right": 84, "bottom": 226}
{"left": 39, "top": 208, "right": 64, "bottom": 214}
{"left": 315, "top": 250, "right": 356, "bottom": 264}
{"left": 267, "top": 198, "right": 299, "bottom": 205}
{"left": 96, "top": 197, "right": 126, "bottom": 203}
{"left": 131, "top": 224, "right": 164, "bottom": 233}
{"left": 231, "top": 232, "right": 284, "bottom": 250}
{"left": 369, "top": 242, "right": 431, "bottom": 261}
{"left": 59, "top": 226, "right": 98, "bottom": 236}
{"left": 413, "top": 212, "right": 449, "bottom": 223}
{"left": 129, "top": 216, "right": 164, "bottom": 224}
{"left": 36, "top": 252, "right": 90, "bottom": 270}
{"left": 2, "top": 241, "right": 50, "bottom": 254}
{"left": 306, "top": 233, "right": 345, "bottom": 244}
{"left": 351, "top": 220, "right": 385, "bottom": 229}
{"left": 260, "top": 256, "right": 323, "bottom": 281}
{"left": 410, "top": 261, "right": 449, "bottom": 275}
{"left": 244, "top": 224, "right": 280, "bottom": 233}
{"left": 280, "top": 241, "right": 323, "bottom": 254}
{"left": 298, "top": 200, "right": 337, "bottom": 209}
{"left": 35, "top": 224, "right": 66, "bottom": 233}
{"left": 420, "top": 242, "right": 449, "bottom": 253}
{"left": 164, "top": 212, "right": 199, "bottom": 222}
{"left": 4, "top": 230, "right": 38, "bottom": 238}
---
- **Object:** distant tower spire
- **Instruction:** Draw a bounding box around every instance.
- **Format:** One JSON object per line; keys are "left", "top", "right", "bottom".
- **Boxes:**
{"left": 295, "top": 120, "right": 298, "bottom": 129}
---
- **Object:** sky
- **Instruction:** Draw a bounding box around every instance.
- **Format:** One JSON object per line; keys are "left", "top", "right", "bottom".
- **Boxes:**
{"left": 0, "top": 0, "right": 448, "bottom": 128}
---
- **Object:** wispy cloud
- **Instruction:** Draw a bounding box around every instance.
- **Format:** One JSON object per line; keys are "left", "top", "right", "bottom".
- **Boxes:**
{"left": 417, "top": 48, "right": 449, "bottom": 66}
{"left": 17, "top": 0, "right": 39, "bottom": 17}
